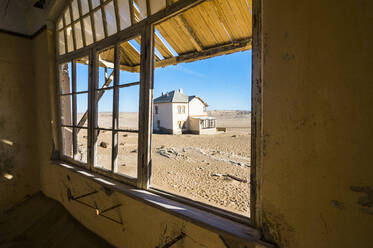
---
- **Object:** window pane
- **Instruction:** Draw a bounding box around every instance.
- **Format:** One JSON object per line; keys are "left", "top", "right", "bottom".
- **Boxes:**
{"left": 93, "top": 9, "right": 105, "bottom": 41}
{"left": 116, "top": 131, "right": 137, "bottom": 178}
{"left": 104, "top": 1, "right": 117, "bottom": 36}
{"left": 58, "top": 31, "right": 65, "bottom": 55}
{"left": 60, "top": 95, "right": 73, "bottom": 126}
{"left": 76, "top": 93, "right": 88, "bottom": 127}
{"left": 83, "top": 16, "right": 93, "bottom": 45}
{"left": 117, "top": 0, "right": 131, "bottom": 30}
{"left": 119, "top": 37, "right": 141, "bottom": 82}
{"left": 118, "top": 86, "right": 139, "bottom": 130}
{"left": 80, "top": 0, "right": 90, "bottom": 15}
{"left": 95, "top": 129, "right": 112, "bottom": 170}
{"left": 74, "top": 21, "right": 83, "bottom": 49}
{"left": 75, "top": 128, "right": 88, "bottom": 163}
{"left": 134, "top": 0, "right": 147, "bottom": 20}
{"left": 91, "top": 0, "right": 100, "bottom": 9}
{"left": 98, "top": 48, "right": 114, "bottom": 88}
{"left": 76, "top": 57, "right": 89, "bottom": 92}
{"left": 66, "top": 26, "right": 74, "bottom": 52}
{"left": 97, "top": 89, "right": 113, "bottom": 129}
{"left": 71, "top": 0, "right": 80, "bottom": 20}
{"left": 64, "top": 7, "right": 71, "bottom": 25}
{"left": 150, "top": 0, "right": 166, "bottom": 14}
{"left": 59, "top": 62, "right": 72, "bottom": 94}
{"left": 61, "top": 127, "right": 73, "bottom": 158}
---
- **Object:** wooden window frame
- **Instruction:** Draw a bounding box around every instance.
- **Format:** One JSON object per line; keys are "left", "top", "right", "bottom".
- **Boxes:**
{"left": 54, "top": 0, "right": 260, "bottom": 226}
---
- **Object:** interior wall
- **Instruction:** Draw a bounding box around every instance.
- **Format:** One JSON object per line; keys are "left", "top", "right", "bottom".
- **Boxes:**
{"left": 259, "top": 0, "right": 373, "bottom": 247}
{"left": 0, "top": 33, "right": 40, "bottom": 212}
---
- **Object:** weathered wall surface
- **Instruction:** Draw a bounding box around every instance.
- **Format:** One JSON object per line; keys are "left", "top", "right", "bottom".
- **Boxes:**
{"left": 0, "top": 33, "right": 40, "bottom": 212}
{"left": 259, "top": 0, "right": 373, "bottom": 247}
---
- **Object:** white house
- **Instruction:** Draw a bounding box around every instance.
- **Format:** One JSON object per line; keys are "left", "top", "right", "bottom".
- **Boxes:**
{"left": 153, "top": 89, "right": 216, "bottom": 134}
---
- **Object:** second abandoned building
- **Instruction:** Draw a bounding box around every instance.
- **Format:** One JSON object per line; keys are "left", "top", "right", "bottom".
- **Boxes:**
{"left": 153, "top": 89, "right": 216, "bottom": 134}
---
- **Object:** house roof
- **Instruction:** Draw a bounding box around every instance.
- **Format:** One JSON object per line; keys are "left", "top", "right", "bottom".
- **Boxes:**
{"left": 188, "top": 96, "right": 208, "bottom": 106}
{"left": 154, "top": 91, "right": 208, "bottom": 106}
{"left": 154, "top": 90, "right": 189, "bottom": 103}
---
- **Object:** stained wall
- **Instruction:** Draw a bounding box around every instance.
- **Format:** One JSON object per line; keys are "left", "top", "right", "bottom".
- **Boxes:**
{"left": 0, "top": 33, "right": 40, "bottom": 212}
{"left": 259, "top": 0, "right": 373, "bottom": 247}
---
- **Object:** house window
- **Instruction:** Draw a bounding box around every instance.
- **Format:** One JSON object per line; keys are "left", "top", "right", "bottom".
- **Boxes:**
{"left": 55, "top": 0, "right": 253, "bottom": 221}
{"left": 177, "top": 105, "right": 185, "bottom": 114}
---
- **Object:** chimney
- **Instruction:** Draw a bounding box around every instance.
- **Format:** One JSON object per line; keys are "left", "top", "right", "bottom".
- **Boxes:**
{"left": 161, "top": 92, "right": 164, "bottom": 96}
{"left": 179, "top": 88, "right": 183, "bottom": 94}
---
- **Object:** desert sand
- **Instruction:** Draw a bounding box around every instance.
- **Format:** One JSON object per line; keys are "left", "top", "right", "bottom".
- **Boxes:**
{"left": 77, "top": 110, "right": 251, "bottom": 216}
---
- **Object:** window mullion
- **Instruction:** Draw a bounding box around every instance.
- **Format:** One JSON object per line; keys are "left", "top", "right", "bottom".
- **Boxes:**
{"left": 100, "top": 0, "right": 109, "bottom": 38}
{"left": 77, "top": 0, "right": 87, "bottom": 47}
{"left": 69, "top": 2, "right": 77, "bottom": 51}
{"left": 89, "top": 49, "right": 98, "bottom": 170}
{"left": 88, "top": 0, "right": 97, "bottom": 43}
{"left": 72, "top": 61, "right": 78, "bottom": 159}
{"left": 137, "top": 24, "right": 154, "bottom": 189}
{"left": 112, "top": 44, "right": 120, "bottom": 173}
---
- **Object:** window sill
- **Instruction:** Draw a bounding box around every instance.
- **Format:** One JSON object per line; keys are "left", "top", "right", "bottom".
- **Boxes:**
{"left": 53, "top": 160, "right": 272, "bottom": 247}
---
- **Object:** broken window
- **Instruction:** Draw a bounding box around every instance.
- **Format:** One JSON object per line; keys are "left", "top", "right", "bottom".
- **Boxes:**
{"left": 58, "top": 56, "right": 89, "bottom": 165}
{"left": 56, "top": 0, "right": 253, "bottom": 221}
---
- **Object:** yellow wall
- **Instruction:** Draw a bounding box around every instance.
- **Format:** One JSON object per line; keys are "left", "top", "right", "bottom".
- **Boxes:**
{"left": 259, "top": 0, "right": 373, "bottom": 247}
{"left": 0, "top": 33, "right": 40, "bottom": 212}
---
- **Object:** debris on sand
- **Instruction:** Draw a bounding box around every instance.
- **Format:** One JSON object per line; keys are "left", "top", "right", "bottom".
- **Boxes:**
{"left": 122, "top": 134, "right": 128, "bottom": 137}
{"left": 120, "top": 163, "right": 126, "bottom": 167}
{"left": 225, "top": 174, "right": 247, "bottom": 183}
{"left": 211, "top": 173, "right": 247, "bottom": 183}
{"left": 159, "top": 150, "right": 171, "bottom": 158}
{"left": 100, "top": 141, "right": 108, "bottom": 148}
{"left": 231, "top": 135, "right": 237, "bottom": 138}
{"left": 131, "top": 149, "right": 137, "bottom": 153}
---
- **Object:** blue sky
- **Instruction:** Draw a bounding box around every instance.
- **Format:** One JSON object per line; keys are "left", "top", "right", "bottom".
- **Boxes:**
{"left": 75, "top": 50, "right": 252, "bottom": 113}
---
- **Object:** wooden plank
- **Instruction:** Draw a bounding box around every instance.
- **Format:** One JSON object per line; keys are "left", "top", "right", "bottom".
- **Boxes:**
{"left": 138, "top": 24, "right": 154, "bottom": 189}
{"left": 154, "top": 32, "right": 174, "bottom": 58}
{"left": 174, "top": 14, "right": 203, "bottom": 51}
{"left": 210, "top": 0, "right": 243, "bottom": 40}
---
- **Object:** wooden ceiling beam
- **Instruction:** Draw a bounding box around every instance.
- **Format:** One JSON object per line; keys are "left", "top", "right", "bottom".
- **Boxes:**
{"left": 132, "top": 38, "right": 251, "bottom": 70}
{"left": 174, "top": 14, "right": 203, "bottom": 52}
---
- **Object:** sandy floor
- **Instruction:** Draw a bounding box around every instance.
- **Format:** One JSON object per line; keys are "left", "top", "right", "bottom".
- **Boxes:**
{"left": 76, "top": 111, "right": 251, "bottom": 216}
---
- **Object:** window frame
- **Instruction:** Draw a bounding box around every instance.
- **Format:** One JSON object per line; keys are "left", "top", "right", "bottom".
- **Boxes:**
{"left": 54, "top": 0, "right": 258, "bottom": 226}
